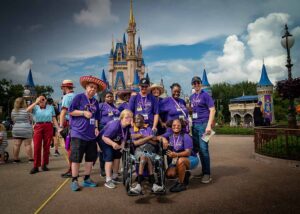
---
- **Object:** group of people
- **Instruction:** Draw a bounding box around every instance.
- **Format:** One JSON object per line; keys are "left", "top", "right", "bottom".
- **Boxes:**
{"left": 1, "top": 74, "right": 216, "bottom": 195}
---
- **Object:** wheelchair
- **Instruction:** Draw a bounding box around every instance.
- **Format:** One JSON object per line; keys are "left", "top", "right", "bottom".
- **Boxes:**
{"left": 0, "top": 151, "right": 9, "bottom": 162}
{"left": 122, "top": 139, "right": 167, "bottom": 196}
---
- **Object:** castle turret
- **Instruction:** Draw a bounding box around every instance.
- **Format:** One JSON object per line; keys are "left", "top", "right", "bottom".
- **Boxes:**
{"left": 202, "top": 69, "right": 212, "bottom": 96}
{"left": 23, "top": 69, "right": 36, "bottom": 102}
{"left": 257, "top": 63, "right": 275, "bottom": 123}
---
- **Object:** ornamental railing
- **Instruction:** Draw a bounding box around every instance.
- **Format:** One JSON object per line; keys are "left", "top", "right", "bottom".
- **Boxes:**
{"left": 254, "top": 126, "right": 300, "bottom": 160}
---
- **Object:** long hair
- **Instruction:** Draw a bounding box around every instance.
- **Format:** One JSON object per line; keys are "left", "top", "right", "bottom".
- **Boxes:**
{"left": 13, "top": 97, "right": 27, "bottom": 112}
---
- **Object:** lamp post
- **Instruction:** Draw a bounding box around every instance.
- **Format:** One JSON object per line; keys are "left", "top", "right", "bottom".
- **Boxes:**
{"left": 281, "top": 24, "right": 297, "bottom": 128}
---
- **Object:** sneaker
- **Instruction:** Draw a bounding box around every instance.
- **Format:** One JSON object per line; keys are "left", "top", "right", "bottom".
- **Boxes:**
{"left": 130, "top": 183, "right": 142, "bottom": 194}
{"left": 201, "top": 174, "right": 212, "bottom": 184}
{"left": 104, "top": 180, "right": 116, "bottom": 189}
{"left": 30, "top": 167, "right": 39, "bottom": 174}
{"left": 169, "top": 182, "right": 180, "bottom": 192}
{"left": 193, "top": 172, "right": 204, "bottom": 179}
{"left": 61, "top": 171, "right": 72, "bottom": 178}
{"left": 71, "top": 180, "right": 80, "bottom": 191}
{"left": 100, "top": 169, "right": 106, "bottom": 177}
{"left": 152, "top": 183, "right": 164, "bottom": 193}
{"left": 42, "top": 165, "right": 49, "bottom": 171}
{"left": 13, "top": 159, "right": 21, "bottom": 164}
{"left": 82, "top": 178, "right": 97, "bottom": 187}
{"left": 184, "top": 171, "right": 191, "bottom": 185}
{"left": 112, "top": 177, "right": 122, "bottom": 184}
{"left": 54, "top": 151, "right": 60, "bottom": 157}
{"left": 170, "top": 183, "right": 186, "bottom": 192}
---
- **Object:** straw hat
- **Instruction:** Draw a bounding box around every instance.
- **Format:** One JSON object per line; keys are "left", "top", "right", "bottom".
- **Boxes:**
{"left": 61, "top": 80, "right": 75, "bottom": 88}
{"left": 79, "top": 75, "right": 107, "bottom": 92}
{"left": 149, "top": 83, "right": 164, "bottom": 95}
{"left": 117, "top": 89, "right": 132, "bottom": 100}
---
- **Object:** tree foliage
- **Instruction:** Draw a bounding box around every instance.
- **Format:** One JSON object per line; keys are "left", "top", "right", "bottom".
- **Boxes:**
{"left": 276, "top": 77, "right": 300, "bottom": 99}
{"left": 35, "top": 85, "right": 54, "bottom": 97}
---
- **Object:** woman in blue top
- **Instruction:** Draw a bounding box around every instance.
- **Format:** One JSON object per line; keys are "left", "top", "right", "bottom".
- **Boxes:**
{"left": 160, "top": 83, "right": 189, "bottom": 134}
{"left": 159, "top": 119, "right": 199, "bottom": 192}
{"left": 98, "top": 91, "right": 120, "bottom": 176}
{"left": 27, "top": 95, "right": 59, "bottom": 174}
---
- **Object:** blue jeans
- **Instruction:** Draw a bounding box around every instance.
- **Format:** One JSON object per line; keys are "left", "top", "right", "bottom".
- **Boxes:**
{"left": 192, "top": 122, "right": 211, "bottom": 175}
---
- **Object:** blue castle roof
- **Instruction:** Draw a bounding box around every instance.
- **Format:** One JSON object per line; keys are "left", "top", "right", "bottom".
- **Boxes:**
{"left": 146, "top": 73, "right": 150, "bottom": 82}
{"left": 123, "top": 33, "right": 126, "bottom": 45}
{"left": 258, "top": 64, "right": 273, "bottom": 86}
{"left": 113, "top": 42, "right": 126, "bottom": 59}
{"left": 26, "top": 69, "right": 35, "bottom": 87}
{"left": 100, "top": 69, "right": 109, "bottom": 89}
{"left": 133, "top": 70, "right": 140, "bottom": 85}
{"left": 230, "top": 95, "right": 258, "bottom": 103}
{"left": 202, "top": 69, "right": 210, "bottom": 86}
{"left": 114, "top": 71, "right": 126, "bottom": 90}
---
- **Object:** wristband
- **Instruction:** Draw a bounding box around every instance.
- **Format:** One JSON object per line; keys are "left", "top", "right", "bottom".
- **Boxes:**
{"left": 81, "top": 111, "right": 84, "bottom": 116}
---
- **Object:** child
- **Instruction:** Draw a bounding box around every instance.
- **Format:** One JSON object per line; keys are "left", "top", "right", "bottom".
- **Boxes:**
{"left": 0, "top": 124, "right": 8, "bottom": 164}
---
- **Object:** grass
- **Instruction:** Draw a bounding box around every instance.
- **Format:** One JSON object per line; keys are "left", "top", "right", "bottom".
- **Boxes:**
{"left": 214, "top": 125, "right": 254, "bottom": 135}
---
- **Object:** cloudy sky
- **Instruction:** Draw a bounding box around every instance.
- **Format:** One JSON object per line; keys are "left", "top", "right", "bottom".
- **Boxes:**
{"left": 1, "top": 0, "right": 300, "bottom": 99}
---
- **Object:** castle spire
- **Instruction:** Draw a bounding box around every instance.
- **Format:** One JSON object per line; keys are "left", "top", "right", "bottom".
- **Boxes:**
{"left": 129, "top": 0, "right": 135, "bottom": 24}
{"left": 112, "top": 34, "right": 114, "bottom": 51}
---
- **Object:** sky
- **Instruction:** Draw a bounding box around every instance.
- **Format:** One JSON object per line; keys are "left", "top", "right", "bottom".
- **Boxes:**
{"left": 1, "top": 0, "right": 300, "bottom": 99}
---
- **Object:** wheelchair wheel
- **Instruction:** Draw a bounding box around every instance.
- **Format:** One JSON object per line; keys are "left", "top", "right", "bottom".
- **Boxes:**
{"left": 4, "top": 152, "right": 9, "bottom": 162}
{"left": 122, "top": 150, "right": 129, "bottom": 185}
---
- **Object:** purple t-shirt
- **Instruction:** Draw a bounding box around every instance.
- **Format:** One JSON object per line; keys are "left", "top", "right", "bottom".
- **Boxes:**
{"left": 130, "top": 126, "right": 153, "bottom": 138}
{"left": 98, "top": 103, "right": 120, "bottom": 126}
{"left": 100, "top": 120, "right": 130, "bottom": 144}
{"left": 162, "top": 132, "right": 193, "bottom": 152}
{"left": 118, "top": 102, "right": 128, "bottom": 112}
{"left": 69, "top": 93, "right": 100, "bottom": 141}
{"left": 190, "top": 90, "right": 214, "bottom": 124}
{"left": 128, "top": 93, "right": 159, "bottom": 126}
{"left": 160, "top": 97, "right": 188, "bottom": 122}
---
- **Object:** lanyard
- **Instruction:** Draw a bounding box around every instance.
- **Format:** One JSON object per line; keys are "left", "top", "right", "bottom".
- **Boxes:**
{"left": 105, "top": 103, "right": 115, "bottom": 113}
{"left": 84, "top": 94, "right": 97, "bottom": 113}
{"left": 171, "top": 97, "right": 187, "bottom": 119}
{"left": 172, "top": 134, "right": 181, "bottom": 148}
{"left": 192, "top": 92, "right": 201, "bottom": 106}
{"left": 121, "top": 126, "right": 128, "bottom": 142}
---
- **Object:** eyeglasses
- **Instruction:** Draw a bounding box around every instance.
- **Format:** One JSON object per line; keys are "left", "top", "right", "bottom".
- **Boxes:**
{"left": 141, "top": 85, "right": 149, "bottom": 89}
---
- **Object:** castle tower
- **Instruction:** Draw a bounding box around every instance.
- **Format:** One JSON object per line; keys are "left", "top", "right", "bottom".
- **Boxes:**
{"left": 108, "top": 0, "right": 145, "bottom": 95}
{"left": 23, "top": 69, "right": 36, "bottom": 103}
{"left": 257, "top": 63, "right": 275, "bottom": 123}
{"left": 126, "top": 0, "right": 137, "bottom": 86}
{"left": 202, "top": 68, "right": 212, "bottom": 96}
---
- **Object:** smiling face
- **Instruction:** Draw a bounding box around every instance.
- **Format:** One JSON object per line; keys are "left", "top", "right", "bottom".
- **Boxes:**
{"left": 139, "top": 85, "right": 149, "bottom": 96}
{"left": 39, "top": 95, "right": 47, "bottom": 108}
{"left": 171, "top": 86, "right": 181, "bottom": 99}
{"left": 152, "top": 88, "right": 161, "bottom": 97}
{"left": 192, "top": 81, "right": 201, "bottom": 92}
{"left": 172, "top": 119, "right": 182, "bottom": 134}
{"left": 86, "top": 83, "right": 98, "bottom": 98}
{"left": 120, "top": 110, "right": 133, "bottom": 127}
{"left": 134, "top": 114, "right": 145, "bottom": 128}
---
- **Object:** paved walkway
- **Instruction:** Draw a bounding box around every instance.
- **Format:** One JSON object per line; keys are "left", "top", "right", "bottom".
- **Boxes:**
{"left": 1, "top": 135, "right": 300, "bottom": 214}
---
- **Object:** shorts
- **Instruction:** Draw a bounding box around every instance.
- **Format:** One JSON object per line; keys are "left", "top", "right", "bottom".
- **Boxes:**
{"left": 188, "top": 156, "right": 199, "bottom": 170}
{"left": 70, "top": 137, "right": 97, "bottom": 163}
{"left": 99, "top": 140, "right": 122, "bottom": 162}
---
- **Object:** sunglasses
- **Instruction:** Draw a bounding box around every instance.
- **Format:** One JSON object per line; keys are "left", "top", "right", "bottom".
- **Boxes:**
{"left": 192, "top": 81, "right": 201, "bottom": 85}
{"left": 141, "top": 86, "right": 149, "bottom": 89}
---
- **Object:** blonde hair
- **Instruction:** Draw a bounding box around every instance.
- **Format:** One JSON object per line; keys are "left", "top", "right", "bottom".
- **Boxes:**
{"left": 0, "top": 124, "right": 6, "bottom": 132}
{"left": 120, "top": 109, "right": 133, "bottom": 120}
{"left": 13, "top": 97, "right": 27, "bottom": 112}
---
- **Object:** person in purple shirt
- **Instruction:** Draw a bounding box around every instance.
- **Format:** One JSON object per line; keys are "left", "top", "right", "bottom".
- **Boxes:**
{"left": 149, "top": 83, "right": 166, "bottom": 136}
{"left": 100, "top": 109, "right": 133, "bottom": 189}
{"left": 97, "top": 91, "right": 120, "bottom": 177}
{"left": 189, "top": 76, "right": 215, "bottom": 184}
{"left": 129, "top": 114, "right": 164, "bottom": 194}
{"left": 68, "top": 75, "right": 106, "bottom": 192}
{"left": 117, "top": 89, "right": 132, "bottom": 112}
{"left": 158, "top": 119, "right": 199, "bottom": 192}
{"left": 160, "top": 83, "right": 189, "bottom": 134}
{"left": 128, "top": 78, "right": 159, "bottom": 132}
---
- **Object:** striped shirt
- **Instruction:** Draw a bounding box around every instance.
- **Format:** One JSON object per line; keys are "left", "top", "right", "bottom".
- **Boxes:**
{"left": 11, "top": 108, "right": 33, "bottom": 139}
{"left": 0, "top": 131, "right": 8, "bottom": 154}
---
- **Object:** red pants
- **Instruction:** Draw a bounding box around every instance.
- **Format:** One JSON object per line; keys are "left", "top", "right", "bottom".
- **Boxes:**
{"left": 33, "top": 123, "right": 53, "bottom": 168}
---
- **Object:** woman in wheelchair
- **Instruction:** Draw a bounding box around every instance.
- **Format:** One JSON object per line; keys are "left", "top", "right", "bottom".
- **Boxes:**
{"left": 129, "top": 114, "right": 164, "bottom": 194}
{"left": 160, "top": 119, "right": 199, "bottom": 192}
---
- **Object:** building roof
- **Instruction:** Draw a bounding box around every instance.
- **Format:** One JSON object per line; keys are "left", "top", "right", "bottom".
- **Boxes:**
{"left": 202, "top": 69, "right": 210, "bottom": 86}
{"left": 123, "top": 33, "right": 126, "bottom": 45}
{"left": 113, "top": 42, "right": 126, "bottom": 59}
{"left": 230, "top": 95, "right": 258, "bottom": 103}
{"left": 258, "top": 64, "right": 273, "bottom": 86}
{"left": 100, "top": 69, "right": 109, "bottom": 89}
{"left": 25, "top": 69, "right": 35, "bottom": 87}
{"left": 114, "top": 71, "right": 126, "bottom": 90}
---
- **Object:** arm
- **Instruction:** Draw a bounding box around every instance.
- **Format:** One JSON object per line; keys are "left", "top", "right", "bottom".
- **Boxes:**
{"left": 133, "top": 135, "right": 154, "bottom": 146}
{"left": 102, "top": 135, "right": 121, "bottom": 150}
{"left": 152, "top": 114, "right": 159, "bottom": 130}
{"left": 52, "top": 116, "right": 59, "bottom": 130}
{"left": 59, "top": 109, "right": 67, "bottom": 127}
{"left": 26, "top": 97, "right": 41, "bottom": 112}
{"left": 69, "top": 110, "right": 92, "bottom": 119}
{"left": 206, "top": 107, "right": 216, "bottom": 134}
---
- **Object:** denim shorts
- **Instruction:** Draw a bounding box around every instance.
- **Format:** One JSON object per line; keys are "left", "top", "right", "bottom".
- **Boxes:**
{"left": 99, "top": 140, "right": 122, "bottom": 162}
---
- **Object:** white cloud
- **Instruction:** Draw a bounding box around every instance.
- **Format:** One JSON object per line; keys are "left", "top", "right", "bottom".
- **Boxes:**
{"left": 0, "top": 56, "right": 33, "bottom": 84}
{"left": 74, "top": 0, "right": 118, "bottom": 27}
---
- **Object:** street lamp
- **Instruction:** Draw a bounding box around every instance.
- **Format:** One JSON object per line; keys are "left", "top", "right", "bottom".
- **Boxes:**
{"left": 281, "top": 24, "right": 297, "bottom": 128}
